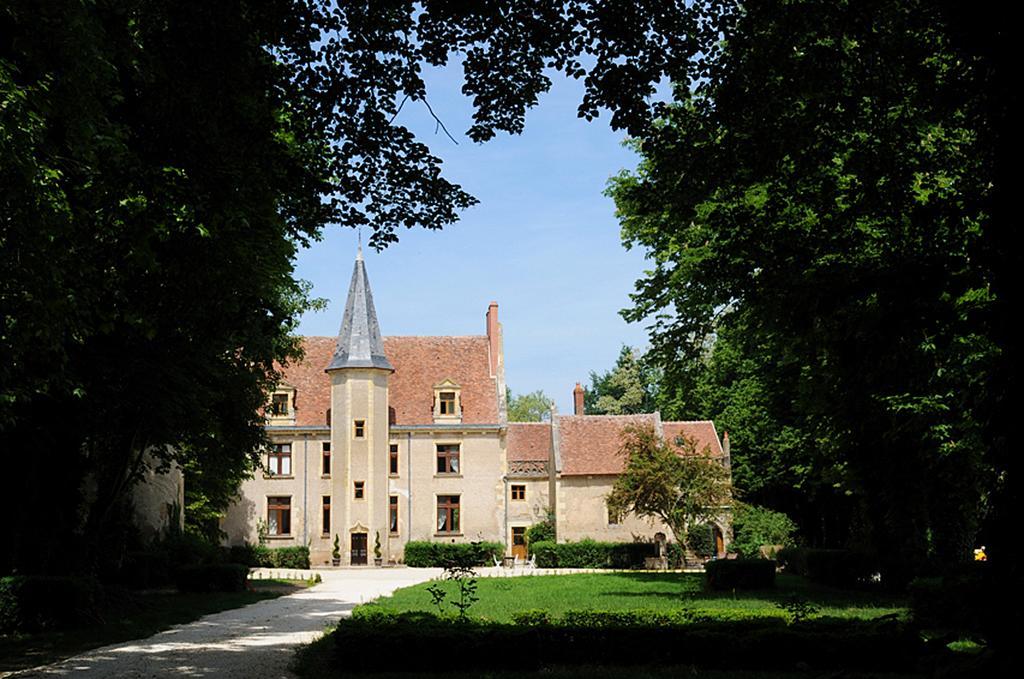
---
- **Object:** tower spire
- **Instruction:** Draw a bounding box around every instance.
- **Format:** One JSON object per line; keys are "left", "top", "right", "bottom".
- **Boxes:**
{"left": 326, "top": 250, "right": 393, "bottom": 372}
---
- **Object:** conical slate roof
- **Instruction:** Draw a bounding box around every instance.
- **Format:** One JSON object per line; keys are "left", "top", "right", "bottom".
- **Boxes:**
{"left": 326, "top": 249, "right": 393, "bottom": 372}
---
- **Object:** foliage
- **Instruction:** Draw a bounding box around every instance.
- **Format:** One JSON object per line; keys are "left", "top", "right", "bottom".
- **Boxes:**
{"left": 525, "top": 518, "right": 556, "bottom": 550}
{"left": 688, "top": 524, "right": 716, "bottom": 558}
{"left": 333, "top": 609, "right": 917, "bottom": 673}
{"left": 608, "top": 0, "right": 1006, "bottom": 580}
{"left": 0, "top": 576, "right": 100, "bottom": 634}
{"left": 529, "top": 540, "right": 657, "bottom": 569}
{"left": 331, "top": 535, "right": 341, "bottom": 562}
{"left": 908, "top": 564, "right": 991, "bottom": 634}
{"left": 731, "top": 504, "right": 799, "bottom": 559}
{"left": 776, "top": 596, "right": 820, "bottom": 624}
{"left": 507, "top": 388, "right": 554, "bottom": 422}
{"left": 175, "top": 564, "right": 249, "bottom": 593}
{"left": 779, "top": 548, "right": 879, "bottom": 589}
{"left": 704, "top": 560, "right": 777, "bottom": 590}
{"left": 225, "top": 544, "right": 309, "bottom": 569}
{"left": 402, "top": 541, "right": 503, "bottom": 568}
{"left": 425, "top": 563, "right": 480, "bottom": 620}
{"left": 1, "top": 0, "right": 722, "bottom": 577}
{"left": 585, "top": 347, "right": 660, "bottom": 415}
{"left": 606, "top": 425, "right": 731, "bottom": 552}
{"left": 374, "top": 532, "right": 382, "bottom": 560}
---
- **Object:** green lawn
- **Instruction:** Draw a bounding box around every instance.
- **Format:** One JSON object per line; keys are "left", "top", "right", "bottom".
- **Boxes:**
{"left": 358, "top": 572, "right": 907, "bottom": 622}
{"left": 0, "top": 580, "right": 310, "bottom": 674}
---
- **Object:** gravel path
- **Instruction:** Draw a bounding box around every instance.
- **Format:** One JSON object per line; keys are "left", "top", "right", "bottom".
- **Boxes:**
{"left": 13, "top": 568, "right": 443, "bottom": 679}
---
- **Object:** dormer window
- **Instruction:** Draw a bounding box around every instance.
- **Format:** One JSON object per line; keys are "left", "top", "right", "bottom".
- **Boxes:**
{"left": 268, "top": 385, "right": 296, "bottom": 423}
{"left": 271, "top": 393, "right": 290, "bottom": 416}
{"left": 433, "top": 379, "right": 462, "bottom": 423}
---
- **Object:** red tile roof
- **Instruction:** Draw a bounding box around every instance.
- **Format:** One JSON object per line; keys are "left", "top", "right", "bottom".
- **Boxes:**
{"left": 279, "top": 336, "right": 499, "bottom": 427}
{"left": 557, "top": 414, "right": 658, "bottom": 475}
{"left": 557, "top": 415, "right": 723, "bottom": 476}
{"left": 507, "top": 422, "right": 552, "bottom": 462}
{"left": 663, "top": 421, "right": 724, "bottom": 457}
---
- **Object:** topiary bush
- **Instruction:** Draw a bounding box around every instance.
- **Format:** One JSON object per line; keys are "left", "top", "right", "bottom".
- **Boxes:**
{"left": 0, "top": 575, "right": 101, "bottom": 633}
{"left": 705, "top": 559, "right": 777, "bottom": 590}
{"left": 175, "top": 563, "right": 250, "bottom": 593}
{"left": 403, "top": 541, "right": 503, "bottom": 567}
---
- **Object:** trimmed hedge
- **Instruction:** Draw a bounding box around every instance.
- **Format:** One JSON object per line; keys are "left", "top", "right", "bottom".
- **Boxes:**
{"left": 403, "top": 541, "right": 503, "bottom": 567}
{"left": 777, "top": 548, "right": 877, "bottom": 588}
{"left": 705, "top": 559, "right": 777, "bottom": 590}
{"left": 909, "top": 563, "right": 991, "bottom": 632}
{"left": 0, "top": 575, "right": 101, "bottom": 633}
{"left": 175, "top": 563, "right": 250, "bottom": 593}
{"left": 530, "top": 539, "right": 658, "bottom": 568}
{"left": 332, "top": 609, "right": 919, "bottom": 673}
{"left": 226, "top": 544, "right": 310, "bottom": 569}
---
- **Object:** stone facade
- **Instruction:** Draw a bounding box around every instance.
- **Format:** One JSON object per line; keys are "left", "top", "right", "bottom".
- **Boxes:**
{"left": 221, "top": 250, "right": 730, "bottom": 564}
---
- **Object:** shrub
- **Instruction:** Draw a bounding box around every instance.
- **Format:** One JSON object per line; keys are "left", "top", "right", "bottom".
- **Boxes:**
{"left": 0, "top": 575, "right": 101, "bottom": 633}
{"left": 525, "top": 520, "right": 555, "bottom": 550}
{"left": 332, "top": 609, "right": 919, "bottom": 673}
{"left": 225, "top": 544, "right": 308, "bottom": 568}
{"left": 705, "top": 559, "right": 777, "bottom": 590}
{"left": 777, "top": 546, "right": 808, "bottom": 575}
{"left": 119, "top": 550, "right": 174, "bottom": 589}
{"left": 666, "top": 541, "right": 685, "bottom": 568}
{"left": 688, "top": 524, "right": 716, "bottom": 558}
{"left": 530, "top": 539, "right": 657, "bottom": 569}
{"left": 909, "top": 563, "right": 990, "bottom": 632}
{"left": 731, "top": 504, "right": 798, "bottom": 559}
{"left": 175, "top": 563, "right": 250, "bottom": 593}
{"left": 269, "top": 546, "right": 311, "bottom": 569}
{"left": 403, "top": 541, "right": 503, "bottom": 567}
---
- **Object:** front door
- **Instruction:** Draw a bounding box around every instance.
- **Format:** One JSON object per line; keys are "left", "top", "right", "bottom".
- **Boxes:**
{"left": 511, "top": 526, "right": 527, "bottom": 560}
{"left": 351, "top": 532, "right": 368, "bottom": 565}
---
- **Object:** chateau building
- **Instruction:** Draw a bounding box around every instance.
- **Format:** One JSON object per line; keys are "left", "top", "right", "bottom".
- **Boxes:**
{"left": 221, "top": 250, "right": 730, "bottom": 565}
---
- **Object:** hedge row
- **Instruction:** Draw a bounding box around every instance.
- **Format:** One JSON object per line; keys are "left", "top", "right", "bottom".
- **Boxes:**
{"left": 332, "top": 610, "right": 919, "bottom": 673}
{"left": 777, "top": 548, "right": 878, "bottom": 588}
{"left": 0, "top": 575, "right": 101, "bottom": 634}
{"left": 175, "top": 564, "right": 250, "bottom": 593}
{"left": 530, "top": 539, "right": 658, "bottom": 568}
{"left": 909, "top": 563, "right": 991, "bottom": 633}
{"left": 403, "top": 541, "right": 503, "bottom": 567}
{"left": 227, "top": 544, "right": 310, "bottom": 569}
{"left": 705, "top": 559, "right": 777, "bottom": 590}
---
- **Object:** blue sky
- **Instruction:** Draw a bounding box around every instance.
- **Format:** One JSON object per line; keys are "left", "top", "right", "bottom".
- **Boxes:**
{"left": 294, "top": 65, "right": 652, "bottom": 413}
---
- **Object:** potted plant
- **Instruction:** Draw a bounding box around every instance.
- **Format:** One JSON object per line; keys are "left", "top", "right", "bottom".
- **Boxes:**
{"left": 373, "top": 531, "right": 383, "bottom": 567}
{"left": 331, "top": 534, "right": 341, "bottom": 567}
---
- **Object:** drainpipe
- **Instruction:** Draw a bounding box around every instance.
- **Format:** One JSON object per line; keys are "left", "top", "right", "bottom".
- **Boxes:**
{"left": 406, "top": 432, "right": 412, "bottom": 538}
{"left": 503, "top": 477, "right": 509, "bottom": 557}
{"left": 302, "top": 434, "right": 309, "bottom": 545}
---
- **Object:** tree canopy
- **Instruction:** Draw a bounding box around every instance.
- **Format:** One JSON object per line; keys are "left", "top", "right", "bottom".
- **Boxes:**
{"left": 584, "top": 346, "right": 660, "bottom": 415}
{"left": 608, "top": 0, "right": 1008, "bottom": 579}
{"left": 507, "top": 388, "right": 554, "bottom": 423}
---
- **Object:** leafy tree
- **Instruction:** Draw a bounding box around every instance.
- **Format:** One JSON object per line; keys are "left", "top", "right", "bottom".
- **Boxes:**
{"left": 2, "top": 0, "right": 721, "bottom": 575}
{"left": 585, "top": 346, "right": 660, "bottom": 415}
{"left": 506, "top": 388, "right": 554, "bottom": 422}
{"left": 606, "top": 425, "right": 731, "bottom": 553}
{"left": 609, "top": 0, "right": 1001, "bottom": 578}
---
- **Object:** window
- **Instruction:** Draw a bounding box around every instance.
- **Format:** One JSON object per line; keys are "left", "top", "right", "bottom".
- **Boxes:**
{"left": 439, "top": 391, "right": 456, "bottom": 415}
{"left": 353, "top": 419, "right": 365, "bottom": 438}
{"left": 270, "top": 393, "right": 290, "bottom": 416}
{"left": 389, "top": 444, "right": 399, "bottom": 476}
{"left": 436, "top": 444, "right": 460, "bottom": 474}
{"left": 322, "top": 495, "right": 331, "bottom": 536}
{"left": 267, "top": 444, "right": 291, "bottom": 476}
{"left": 354, "top": 481, "right": 365, "bottom": 499}
{"left": 436, "top": 495, "right": 460, "bottom": 534}
{"left": 607, "top": 503, "right": 620, "bottom": 526}
{"left": 267, "top": 496, "right": 291, "bottom": 535}
{"left": 433, "top": 381, "right": 462, "bottom": 421}
{"left": 389, "top": 495, "right": 399, "bottom": 534}
{"left": 321, "top": 442, "right": 331, "bottom": 476}
{"left": 511, "top": 484, "right": 526, "bottom": 501}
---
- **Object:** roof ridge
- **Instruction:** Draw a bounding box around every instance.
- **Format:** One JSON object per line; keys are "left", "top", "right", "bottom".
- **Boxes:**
{"left": 559, "top": 413, "right": 657, "bottom": 419}
{"left": 664, "top": 419, "right": 715, "bottom": 424}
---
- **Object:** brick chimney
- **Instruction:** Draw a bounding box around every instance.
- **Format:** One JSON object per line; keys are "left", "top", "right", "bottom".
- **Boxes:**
{"left": 573, "top": 382, "right": 585, "bottom": 415}
{"left": 486, "top": 302, "right": 500, "bottom": 377}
